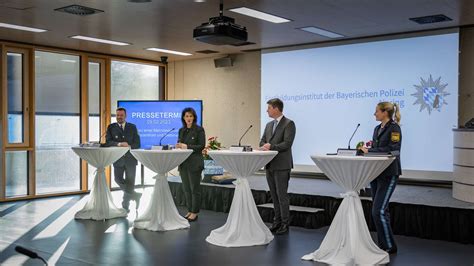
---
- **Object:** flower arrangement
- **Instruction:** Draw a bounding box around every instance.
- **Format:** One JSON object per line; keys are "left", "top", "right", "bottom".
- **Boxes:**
{"left": 202, "top": 136, "right": 223, "bottom": 160}
{"left": 356, "top": 140, "right": 373, "bottom": 149}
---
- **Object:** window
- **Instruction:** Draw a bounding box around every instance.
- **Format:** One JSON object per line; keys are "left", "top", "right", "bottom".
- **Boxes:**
{"left": 5, "top": 49, "right": 29, "bottom": 147}
{"left": 110, "top": 61, "right": 160, "bottom": 111}
{"left": 4, "top": 48, "right": 31, "bottom": 198}
{"left": 110, "top": 61, "right": 160, "bottom": 187}
{"left": 5, "top": 151, "right": 28, "bottom": 197}
{"left": 0, "top": 43, "right": 165, "bottom": 201}
{"left": 89, "top": 62, "right": 101, "bottom": 142}
{"left": 7, "top": 53, "right": 24, "bottom": 144}
{"left": 34, "top": 51, "right": 80, "bottom": 194}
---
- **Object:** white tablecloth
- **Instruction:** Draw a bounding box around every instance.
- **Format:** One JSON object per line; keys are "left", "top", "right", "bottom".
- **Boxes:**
{"left": 131, "top": 149, "right": 193, "bottom": 231}
{"left": 72, "top": 147, "right": 129, "bottom": 220}
{"left": 205, "top": 150, "right": 278, "bottom": 247}
{"left": 302, "top": 155, "right": 395, "bottom": 265}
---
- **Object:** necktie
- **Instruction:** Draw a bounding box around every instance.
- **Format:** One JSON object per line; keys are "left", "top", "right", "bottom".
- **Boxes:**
{"left": 120, "top": 123, "right": 124, "bottom": 131}
{"left": 272, "top": 120, "right": 278, "bottom": 134}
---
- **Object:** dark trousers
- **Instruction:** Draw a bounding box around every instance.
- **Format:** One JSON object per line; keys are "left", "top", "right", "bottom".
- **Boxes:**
{"left": 266, "top": 169, "right": 291, "bottom": 225}
{"left": 370, "top": 175, "right": 398, "bottom": 250}
{"left": 180, "top": 168, "right": 202, "bottom": 213}
{"left": 114, "top": 163, "right": 137, "bottom": 209}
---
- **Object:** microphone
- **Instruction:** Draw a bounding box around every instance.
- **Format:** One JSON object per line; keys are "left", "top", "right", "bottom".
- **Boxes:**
{"left": 159, "top": 128, "right": 176, "bottom": 146}
{"left": 15, "top": 246, "right": 47, "bottom": 265}
{"left": 348, "top": 123, "right": 360, "bottom": 149}
{"left": 238, "top": 125, "right": 253, "bottom": 146}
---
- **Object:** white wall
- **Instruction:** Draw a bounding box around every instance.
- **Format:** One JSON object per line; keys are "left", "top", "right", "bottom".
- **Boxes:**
{"left": 167, "top": 52, "right": 262, "bottom": 148}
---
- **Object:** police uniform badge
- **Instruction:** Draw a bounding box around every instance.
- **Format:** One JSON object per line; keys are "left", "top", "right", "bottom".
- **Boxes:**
{"left": 391, "top": 132, "right": 400, "bottom": 142}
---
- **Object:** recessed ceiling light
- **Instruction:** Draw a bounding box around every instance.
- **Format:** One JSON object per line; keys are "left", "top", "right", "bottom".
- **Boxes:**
{"left": 7, "top": 53, "right": 22, "bottom": 57}
{"left": 298, "top": 26, "right": 344, "bottom": 38}
{"left": 61, "top": 59, "right": 77, "bottom": 63}
{"left": 229, "top": 7, "right": 291, "bottom": 23}
{"left": 145, "top": 48, "right": 192, "bottom": 56}
{"left": 0, "top": 22, "right": 47, "bottom": 32}
{"left": 70, "top": 35, "right": 130, "bottom": 46}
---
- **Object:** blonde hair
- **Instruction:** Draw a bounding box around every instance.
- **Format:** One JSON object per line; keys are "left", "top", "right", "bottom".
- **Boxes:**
{"left": 377, "top": 102, "right": 401, "bottom": 124}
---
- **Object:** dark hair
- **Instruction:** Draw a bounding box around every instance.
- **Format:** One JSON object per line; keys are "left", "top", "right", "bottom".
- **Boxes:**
{"left": 181, "top": 107, "right": 198, "bottom": 128}
{"left": 116, "top": 107, "right": 127, "bottom": 114}
{"left": 267, "top": 98, "right": 284, "bottom": 112}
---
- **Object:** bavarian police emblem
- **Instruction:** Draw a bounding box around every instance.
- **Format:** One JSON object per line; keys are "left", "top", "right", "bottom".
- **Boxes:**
{"left": 412, "top": 75, "right": 449, "bottom": 114}
{"left": 391, "top": 132, "right": 400, "bottom": 142}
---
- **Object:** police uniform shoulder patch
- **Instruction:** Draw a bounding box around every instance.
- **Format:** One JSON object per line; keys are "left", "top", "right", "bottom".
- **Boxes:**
{"left": 391, "top": 132, "right": 400, "bottom": 142}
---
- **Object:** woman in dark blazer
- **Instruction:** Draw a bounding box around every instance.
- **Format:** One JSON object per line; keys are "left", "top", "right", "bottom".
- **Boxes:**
{"left": 176, "top": 107, "right": 205, "bottom": 222}
{"left": 359, "top": 101, "right": 402, "bottom": 254}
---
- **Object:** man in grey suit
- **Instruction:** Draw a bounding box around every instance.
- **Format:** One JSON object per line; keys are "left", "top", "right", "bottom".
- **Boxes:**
{"left": 260, "top": 98, "right": 296, "bottom": 235}
{"left": 105, "top": 107, "right": 141, "bottom": 212}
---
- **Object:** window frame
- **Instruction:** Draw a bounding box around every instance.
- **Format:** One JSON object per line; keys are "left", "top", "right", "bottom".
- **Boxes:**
{"left": 3, "top": 47, "right": 31, "bottom": 149}
{"left": 0, "top": 42, "right": 165, "bottom": 202}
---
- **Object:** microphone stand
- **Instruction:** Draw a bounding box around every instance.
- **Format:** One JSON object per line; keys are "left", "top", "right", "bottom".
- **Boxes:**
{"left": 159, "top": 128, "right": 175, "bottom": 150}
{"left": 239, "top": 125, "right": 253, "bottom": 146}
{"left": 348, "top": 123, "right": 360, "bottom": 149}
{"left": 232, "top": 125, "right": 253, "bottom": 152}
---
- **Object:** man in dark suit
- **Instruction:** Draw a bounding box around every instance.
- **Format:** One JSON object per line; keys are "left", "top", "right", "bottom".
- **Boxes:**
{"left": 105, "top": 107, "right": 141, "bottom": 212}
{"left": 259, "top": 98, "right": 296, "bottom": 235}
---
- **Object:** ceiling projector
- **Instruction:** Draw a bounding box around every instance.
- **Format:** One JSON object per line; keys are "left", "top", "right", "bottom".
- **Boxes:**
{"left": 193, "top": 1, "right": 248, "bottom": 45}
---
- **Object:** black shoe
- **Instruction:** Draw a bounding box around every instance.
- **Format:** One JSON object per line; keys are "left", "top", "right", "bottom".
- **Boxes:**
{"left": 385, "top": 247, "right": 398, "bottom": 254}
{"left": 268, "top": 222, "right": 281, "bottom": 233}
{"left": 134, "top": 192, "right": 142, "bottom": 209}
{"left": 187, "top": 215, "right": 198, "bottom": 222}
{"left": 275, "top": 224, "right": 289, "bottom": 235}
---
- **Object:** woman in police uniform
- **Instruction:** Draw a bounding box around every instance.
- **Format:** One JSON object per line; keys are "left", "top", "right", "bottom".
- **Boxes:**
{"left": 176, "top": 107, "right": 205, "bottom": 222}
{"left": 359, "top": 102, "right": 401, "bottom": 254}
